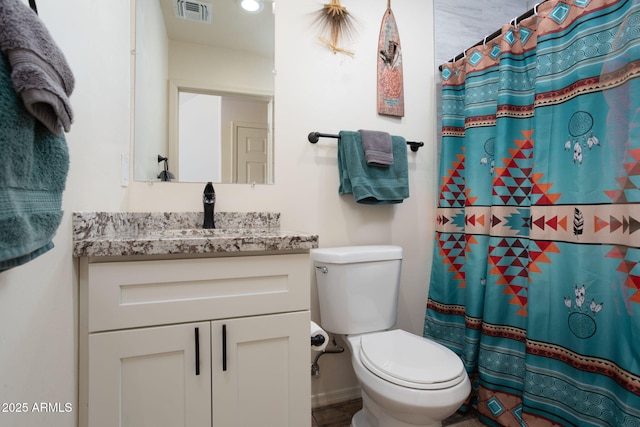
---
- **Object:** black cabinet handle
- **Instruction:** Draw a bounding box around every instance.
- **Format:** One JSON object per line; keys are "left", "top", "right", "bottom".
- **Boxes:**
{"left": 195, "top": 327, "right": 200, "bottom": 375}
{"left": 222, "top": 324, "right": 227, "bottom": 371}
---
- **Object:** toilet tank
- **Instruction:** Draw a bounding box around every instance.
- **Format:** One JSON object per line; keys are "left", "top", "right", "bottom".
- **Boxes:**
{"left": 311, "top": 246, "right": 402, "bottom": 335}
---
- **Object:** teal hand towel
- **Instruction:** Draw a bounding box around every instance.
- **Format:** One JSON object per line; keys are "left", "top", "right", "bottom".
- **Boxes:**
{"left": 0, "top": 52, "right": 69, "bottom": 272}
{"left": 338, "top": 131, "right": 409, "bottom": 204}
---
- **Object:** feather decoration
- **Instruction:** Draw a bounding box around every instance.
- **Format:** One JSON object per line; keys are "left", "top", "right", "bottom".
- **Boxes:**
{"left": 573, "top": 208, "right": 584, "bottom": 236}
{"left": 314, "top": 0, "right": 356, "bottom": 56}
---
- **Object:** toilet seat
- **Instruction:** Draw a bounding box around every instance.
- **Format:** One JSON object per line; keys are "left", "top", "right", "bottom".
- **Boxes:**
{"left": 359, "top": 330, "right": 466, "bottom": 390}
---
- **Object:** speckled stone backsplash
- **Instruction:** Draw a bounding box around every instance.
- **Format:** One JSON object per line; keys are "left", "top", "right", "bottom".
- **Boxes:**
{"left": 72, "top": 211, "right": 280, "bottom": 241}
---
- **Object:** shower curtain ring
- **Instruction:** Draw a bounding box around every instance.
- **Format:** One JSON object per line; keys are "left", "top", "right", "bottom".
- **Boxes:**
{"left": 483, "top": 35, "right": 488, "bottom": 47}
{"left": 511, "top": 16, "right": 519, "bottom": 28}
{"left": 534, "top": 2, "right": 541, "bottom": 15}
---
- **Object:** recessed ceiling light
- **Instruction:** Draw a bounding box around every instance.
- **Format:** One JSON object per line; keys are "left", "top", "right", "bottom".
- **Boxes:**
{"left": 238, "top": 0, "right": 263, "bottom": 13}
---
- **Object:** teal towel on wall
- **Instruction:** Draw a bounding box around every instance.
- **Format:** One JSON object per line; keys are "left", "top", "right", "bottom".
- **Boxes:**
{"left": 0, "top": 52, "right": 69, "bottom": 272}
{"left": 338, "top": 131, "right": 409, "bottom": 205}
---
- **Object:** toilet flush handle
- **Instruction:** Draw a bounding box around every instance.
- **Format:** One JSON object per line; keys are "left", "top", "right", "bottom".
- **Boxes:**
{"left": 315, "top": 265, "right": 328, "bottom": 274}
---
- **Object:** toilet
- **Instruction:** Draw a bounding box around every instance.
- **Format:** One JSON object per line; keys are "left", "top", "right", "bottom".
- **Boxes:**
{"left": 312, "top": 245, "right": 471, "bottom": 427}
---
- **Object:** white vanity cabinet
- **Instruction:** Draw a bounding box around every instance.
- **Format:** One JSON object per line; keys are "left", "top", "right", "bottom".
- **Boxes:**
{"left": 87, "top": 321, "right": 213, "bottom": 426}
{"left": 78, "top": 253, "right": 311, "bottom": 427}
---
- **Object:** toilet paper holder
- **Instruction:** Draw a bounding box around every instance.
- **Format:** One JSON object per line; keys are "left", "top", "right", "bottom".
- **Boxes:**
{"left": 311, "top": 334, "right": 326, "bottom": 347}
{"left": 311, "top": 334, "right": 344, "bottom": 378}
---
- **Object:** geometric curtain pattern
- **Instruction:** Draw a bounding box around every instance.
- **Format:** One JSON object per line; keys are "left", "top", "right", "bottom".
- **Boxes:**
{"left": 426, "top": 1, "right": 640, "bottom": 425}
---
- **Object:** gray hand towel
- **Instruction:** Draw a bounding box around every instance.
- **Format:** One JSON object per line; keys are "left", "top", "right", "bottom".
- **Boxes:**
{"left": 358, "top": 129, "right": 393, "bottom": 167}
{"left": 0, "top": 0, "right": 75, "bottom": 136}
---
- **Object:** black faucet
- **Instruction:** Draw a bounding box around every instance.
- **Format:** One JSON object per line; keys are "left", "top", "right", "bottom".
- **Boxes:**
{"left": 203, "top": 182, "right": 216, "bottom": 229}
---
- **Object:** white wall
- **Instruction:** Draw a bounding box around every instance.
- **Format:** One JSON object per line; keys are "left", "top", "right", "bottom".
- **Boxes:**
{"left": 0, "top": 0, "right": 436, "bottom": 425}
{"left": 178, "top": 93, "right": 222, "bottom": 182}
{"left": 169, "top": 39, "right": 274, "bottom": 94}
{"left": 0, "top": 1, "right": 131, "bottom": 426}
{"left": 134, "top": 0, "right": 169, "bottom": 181}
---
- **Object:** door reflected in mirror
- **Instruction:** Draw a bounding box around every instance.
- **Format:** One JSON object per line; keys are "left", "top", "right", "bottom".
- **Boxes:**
{"left": 132, "top": 0, "right": 275, "bottom": 184}
{"left": 173, "top": 89, "right": 272, "bottom": 183}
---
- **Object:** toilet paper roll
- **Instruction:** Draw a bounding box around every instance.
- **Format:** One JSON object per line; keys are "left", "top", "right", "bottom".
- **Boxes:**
{"left": 310, "top": 321, "right": 329, "bottom": 352}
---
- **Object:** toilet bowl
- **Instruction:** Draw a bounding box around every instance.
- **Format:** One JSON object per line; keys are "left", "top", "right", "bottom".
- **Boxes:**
{"left": 311, "top": 246, "right": 471, "bottom": 427}
{"left": 345, "top": 330, "right": 470, "bottom": 427}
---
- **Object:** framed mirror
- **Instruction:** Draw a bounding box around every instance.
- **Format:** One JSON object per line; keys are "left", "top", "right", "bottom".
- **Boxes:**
{"left": 133, "top": 0, "right": 275, "bottom": 184}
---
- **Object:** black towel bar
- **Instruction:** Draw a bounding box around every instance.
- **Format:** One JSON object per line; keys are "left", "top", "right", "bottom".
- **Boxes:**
{"left": 308, "top": 131, "right": 424, "bottom": 152}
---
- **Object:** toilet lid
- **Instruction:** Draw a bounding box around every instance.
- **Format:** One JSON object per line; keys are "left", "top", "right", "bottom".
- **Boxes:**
{"left": 359, "top": 330, "right": 466, "bottom": 390}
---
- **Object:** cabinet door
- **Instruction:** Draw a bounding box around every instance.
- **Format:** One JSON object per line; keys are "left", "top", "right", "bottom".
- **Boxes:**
{"left": 88, "top": 322, "right": 212, "bottom": 427}
{"left": 211, "top": 311, "right": 310, "bottom": 426}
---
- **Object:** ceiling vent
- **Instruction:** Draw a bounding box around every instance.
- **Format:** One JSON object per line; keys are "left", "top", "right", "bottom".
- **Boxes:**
{"left": 174, "top": 0, "right": 212, "bottom": 24}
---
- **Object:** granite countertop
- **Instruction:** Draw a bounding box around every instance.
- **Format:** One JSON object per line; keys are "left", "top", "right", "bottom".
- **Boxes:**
{"left": 72, "top": 212, "right": 319, "bottom": 258}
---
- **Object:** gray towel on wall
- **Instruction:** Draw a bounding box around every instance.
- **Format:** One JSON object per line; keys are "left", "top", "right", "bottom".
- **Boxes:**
{"left": 358, "top": 129, "right": 394, "bottom": 167}
{"left": 0, "top": 0, "right": 75, "bottom": 136}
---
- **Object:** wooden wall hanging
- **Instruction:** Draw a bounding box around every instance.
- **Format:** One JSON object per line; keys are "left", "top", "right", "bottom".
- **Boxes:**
{"left": 377, "top": 0, "right": 404, "bottom": 117}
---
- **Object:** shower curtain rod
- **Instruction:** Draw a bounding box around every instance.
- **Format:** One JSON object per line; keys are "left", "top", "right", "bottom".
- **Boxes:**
{"left": 308, "top": 131, "right": 424, "bottom": 152}
{"left": 438, "top": 1, "right": 547, "bottom": 71}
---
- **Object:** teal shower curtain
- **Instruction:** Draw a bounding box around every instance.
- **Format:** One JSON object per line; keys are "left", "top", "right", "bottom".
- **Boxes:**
{"left": 425, "top": 0, "right": 640, "bottom": 425}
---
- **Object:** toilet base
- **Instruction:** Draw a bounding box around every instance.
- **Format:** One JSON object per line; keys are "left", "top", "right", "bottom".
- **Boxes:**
{"left": 350, "top": 390, "right": 443, "bottom": 427}
{"left": 350, "top": 409, "right": 367, "bottom": 427}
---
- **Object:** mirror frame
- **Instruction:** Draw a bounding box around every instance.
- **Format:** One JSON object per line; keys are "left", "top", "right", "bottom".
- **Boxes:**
{"left": 167, "top": 80, "right": 274, "bottom": 184}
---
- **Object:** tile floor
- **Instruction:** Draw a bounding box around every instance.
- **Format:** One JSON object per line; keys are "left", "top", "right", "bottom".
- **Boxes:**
{"left": 312, "top": 399, "right": 484, "bottom": 427}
